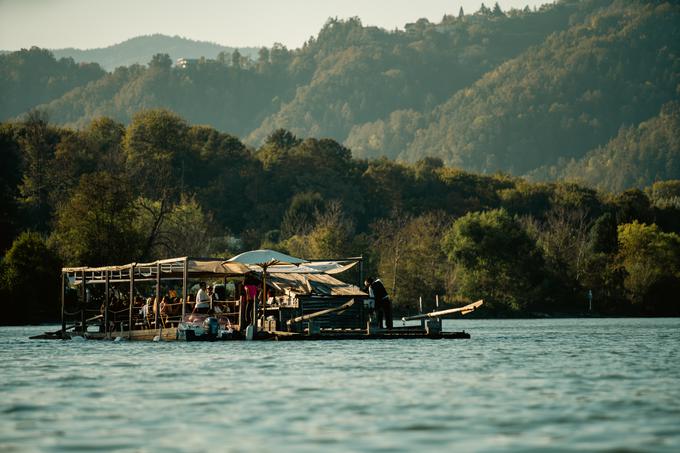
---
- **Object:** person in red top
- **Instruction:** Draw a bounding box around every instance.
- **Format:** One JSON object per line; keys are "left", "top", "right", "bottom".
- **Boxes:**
{"left": 243, "top": 276, "right": 259, "bottom": 326}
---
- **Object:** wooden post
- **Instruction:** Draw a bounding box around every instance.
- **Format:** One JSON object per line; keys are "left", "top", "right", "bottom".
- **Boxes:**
{"left": 81, "top": 270, "right": 86, "bottom": 334}
{"left": 60, "top": 272, "right": 66, "bottom": 336}
{"left": 238, "top": 282, "right": 243, "bottom": 330}
{"left": 155, "top": 262, "right": 161, "bottom": 337}
{"left": 128, "top": 265, "right": 135, "bottom": 339}
{"left": 254, "top": 269, "right": 262, "bottom": 332}
{"left": 419, "top": 296, "right": 424, "bottom": 329}
{"left": 359, "top": 255, "right": 364, "bottom": 288}
{"left": 104, "top": 270, "right": 110, "bottom": 339}
{"left": 261, "top": 270, "right": 268, "bottom": 330}
{"left": 182, "top": 258, "right": 188, "bottom": 321}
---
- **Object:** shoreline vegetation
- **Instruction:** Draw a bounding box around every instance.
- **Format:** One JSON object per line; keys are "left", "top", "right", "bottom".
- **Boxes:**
{"left": 1, "top": 110, "right": 679, "bottom": 324}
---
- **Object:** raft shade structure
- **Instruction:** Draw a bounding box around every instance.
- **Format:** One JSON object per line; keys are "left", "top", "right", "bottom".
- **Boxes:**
{"left": 226, "top": 249, "right": 306, "bottom": 338}
{"left": 44, "top": 251, "right": 478, "bottom": 341}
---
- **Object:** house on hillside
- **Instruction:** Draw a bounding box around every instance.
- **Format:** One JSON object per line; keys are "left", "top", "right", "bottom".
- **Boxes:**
{"left": 176, "top": 58, "right": 199, "bottom": 69}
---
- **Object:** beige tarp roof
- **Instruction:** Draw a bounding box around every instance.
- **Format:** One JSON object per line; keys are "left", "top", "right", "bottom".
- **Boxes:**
{"left": 254, "top": 260, "right": 359, "bottom": 274}
{"left": 63, "top": 257, "right": 250, "bottom": 278}
{"left": 268, "top": 272, "right": 367, "bottom": 296}
{"left": 62, "top": 254, "right": 361, "bottom": 285}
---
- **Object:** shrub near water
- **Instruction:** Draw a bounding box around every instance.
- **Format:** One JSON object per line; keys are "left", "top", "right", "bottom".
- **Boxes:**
{"left": 616, "top": 221, "right": 680, "bottom": 315}
{"left": 1, "top": 232, "right": 62, "bottom": 324}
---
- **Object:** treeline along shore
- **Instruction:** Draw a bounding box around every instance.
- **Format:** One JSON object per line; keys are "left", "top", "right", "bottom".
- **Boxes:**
{"left": 1, "top": 109, "right": 679, "bottom": 324}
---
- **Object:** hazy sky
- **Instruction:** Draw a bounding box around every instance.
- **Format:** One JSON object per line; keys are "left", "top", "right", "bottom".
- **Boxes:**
{"left": 0, "top": 0, "right": 549, "bottom": 50}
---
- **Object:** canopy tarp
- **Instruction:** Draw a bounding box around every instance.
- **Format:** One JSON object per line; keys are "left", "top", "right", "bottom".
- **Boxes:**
{"left": 62, "top": 252, "right": 359, "bottom": 282}
{"left": 268, "top": 272, "right": 366, "bottom": 296}
{"left": 227, "top": 249, "right": 305, "bottom": 268}
{"left": 63, "top": 257, "right": 251, "bottom": 281}
{"left": 187, "top": 259, "right": 250, "bottom": 275}
{"left": 262, "top": 260, "right": 359, "bottom": 275}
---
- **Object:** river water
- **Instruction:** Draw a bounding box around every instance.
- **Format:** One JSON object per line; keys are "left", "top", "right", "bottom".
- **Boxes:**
{"left": 1, "top": 318, "right": 678, "bottom": 452}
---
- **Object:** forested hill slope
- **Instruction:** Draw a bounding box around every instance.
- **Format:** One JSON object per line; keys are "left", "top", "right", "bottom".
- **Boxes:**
{"left": 401, "top": 0, "right": 680, "bottom": 175}
{"left": 50, "top": 34, "right": 259, "bottom": 71}
{"left": 0, "top": 48, "right": 105, "bottom": 120}
{"left": 244, "top": 1, "right": 581, "bottom": 145}
{"left": 3, "top": 0, "right": 679, "bottom": 191}
{"left": 530, "top": 101, "right": 680, "bottom": 192}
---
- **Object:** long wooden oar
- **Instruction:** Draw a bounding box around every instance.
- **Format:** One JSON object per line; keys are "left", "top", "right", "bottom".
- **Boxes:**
{"left": 401, "top": 299, "right": 483, "bottom": 322}
{"left": 286, "top": 299, "right": 355, "bottom": 327}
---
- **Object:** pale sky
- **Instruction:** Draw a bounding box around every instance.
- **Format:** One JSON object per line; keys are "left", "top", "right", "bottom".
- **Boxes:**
{"left": 0, "top": 0, "right": 549, "bottom": 50}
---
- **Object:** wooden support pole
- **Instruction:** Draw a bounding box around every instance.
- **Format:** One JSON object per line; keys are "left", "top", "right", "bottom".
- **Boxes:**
{"left": 261, "top": 270, "right": 267, "bottom": 329}
{"left": 359, "top": 255, "right": 364, "bottom": 288}
{"left": 60, "top": 272, "right": 66, "bottom": 336}
{"left": 253, "top": 274, "right": 259, "bottom": 332}
{"left": 128, "top": 265, "right": 135, "bottom": 339}
{"left": 81, "top": 270, "right": 86, "bottom": 334}
{"left": 238, "top": 281, "right": 243, "bottom": 330}
{"left": 104, "top": 270, "right": 110, "bottom": 339}
{"left": 182, "top": 258, "right": 188, "bottom": 321}
{"left": 155, "top": 262, "right": 161, "bottom": 336}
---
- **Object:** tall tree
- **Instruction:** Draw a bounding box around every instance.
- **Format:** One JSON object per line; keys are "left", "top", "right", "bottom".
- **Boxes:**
{"left": 616, "top": 221, "right": 680, "bottom": 314}
{"left": 1, "top": 232, "right": 62, "bottom": 323}
{"left": 442, "top": 209, "right": 548, "bottom": 312}
{"left": 50, "top": 172, "right": 142, "bottom": 266}
{"left": 124, "top": 109, "right": 189, "bottom": 258}
{"left": 0, "top": 124, "right": 22, "bottom": 252}
{"left": 16, "top": 110, "right": 58, "bottom": 232}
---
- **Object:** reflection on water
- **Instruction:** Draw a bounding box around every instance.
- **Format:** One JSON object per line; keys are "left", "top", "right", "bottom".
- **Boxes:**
{"left": 1, "top": 318, "right": 679, "bottom": 452}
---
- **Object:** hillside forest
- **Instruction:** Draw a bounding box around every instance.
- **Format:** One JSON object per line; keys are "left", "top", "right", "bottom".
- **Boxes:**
{"left": 1, "top": 110, "right": 679, "bottom": 323}
{"left": 1, "top": 0, "right": 678, "bottom": 192}
{"left": 1, "top": 0, "right": 679, "bottom": 323}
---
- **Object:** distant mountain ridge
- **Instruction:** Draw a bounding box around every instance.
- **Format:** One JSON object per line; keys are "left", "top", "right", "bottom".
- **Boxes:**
{"left": 49, "top": 34, "right": 259, "bottom": 70}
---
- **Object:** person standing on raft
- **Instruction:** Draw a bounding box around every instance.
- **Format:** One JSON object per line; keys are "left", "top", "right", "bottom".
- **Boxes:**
{"left": 193, "top": 282, "right": 210, "bottom": 314}
{"left": 365, "top": 277, "right": 393, "bottom": 329}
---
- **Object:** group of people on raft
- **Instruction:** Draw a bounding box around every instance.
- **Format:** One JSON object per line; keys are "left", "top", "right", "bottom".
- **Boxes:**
{"left": 99, "top": 274, "right": 394, "bottom": 329}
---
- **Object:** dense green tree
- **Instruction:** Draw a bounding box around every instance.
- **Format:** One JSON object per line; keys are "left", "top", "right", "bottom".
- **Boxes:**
{"left": 185, "top": 125, "right": 258, "bottom": 234}
{"left": 616, "top": 221, "right": 680, "bottom": 314}
{"left": 612, "top": 189, "right": 654, "bottom": 225}
{"left": 284, "top": 200, "right": 356, "bottom": 259}
{"left": 16, "top": 110, "right": 61, "bottom": 232}
{"left": 50, "top": 172, "right": 142, "bottom": 266}
{"left": 1, "top": 232, "right": 62, "bottom": 323}
{"left": 0, "top": 124, "right": 22, "bottom": 252}
{"left": 134, "top": 195, "right": 220, "bottom": 258}
{"left": 280, "top": 191, "right": 325, "bottom": 239}
{"left": 441, "top": 209, "right": 548, "bottom": 312}
{"left": 375, "top": 211, "right": 450, "bottom": 311}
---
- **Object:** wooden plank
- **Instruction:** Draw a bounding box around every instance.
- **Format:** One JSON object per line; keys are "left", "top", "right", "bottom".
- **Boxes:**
{"left": 286, "top": 299, "right": 355, "bottom": 327}
{"left": 402, "top": 299, "right": 483, "bottom": 321}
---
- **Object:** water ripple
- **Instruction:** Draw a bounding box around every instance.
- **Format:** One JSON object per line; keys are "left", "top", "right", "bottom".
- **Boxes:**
{"left": 1, "top": 319, "right": 679, "bottom": 452}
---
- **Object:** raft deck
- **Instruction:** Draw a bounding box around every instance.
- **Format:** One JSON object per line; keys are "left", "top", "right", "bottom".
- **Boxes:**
{"left": 30, "top": 326, "right": 470, "bottom": 341}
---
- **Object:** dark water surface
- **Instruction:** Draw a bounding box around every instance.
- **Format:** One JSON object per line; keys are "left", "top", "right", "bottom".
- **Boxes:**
{"left": 1, "top": 318, "right": 679, "bottom": 452}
